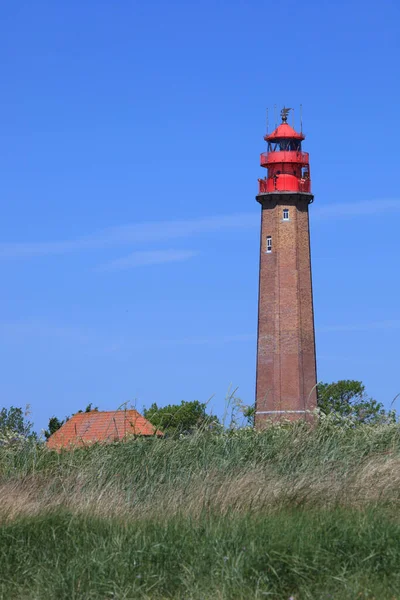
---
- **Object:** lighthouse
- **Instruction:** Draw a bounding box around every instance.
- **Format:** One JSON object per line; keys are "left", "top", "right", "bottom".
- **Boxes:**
{"left": 255, "top": 107, "right": 317, "bottom": 427}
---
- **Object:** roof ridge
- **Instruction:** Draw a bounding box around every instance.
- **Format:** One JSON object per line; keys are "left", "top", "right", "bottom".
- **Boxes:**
{"left": 70, "top": 409, "right": 141, "bottom": 417}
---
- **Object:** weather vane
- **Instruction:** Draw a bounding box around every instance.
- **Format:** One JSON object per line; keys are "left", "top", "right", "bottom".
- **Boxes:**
{"left": 280, "top": 106, "right": 293, "bottom": 123}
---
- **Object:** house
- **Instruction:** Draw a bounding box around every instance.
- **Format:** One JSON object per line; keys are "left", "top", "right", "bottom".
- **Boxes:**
{"left": 46, "top": 409, "right": 162, "bottom": 450}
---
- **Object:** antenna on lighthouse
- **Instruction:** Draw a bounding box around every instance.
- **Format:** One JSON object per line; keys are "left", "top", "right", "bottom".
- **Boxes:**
{"left": 300, "top": 104, "right": 303, "bottom": 133}
{"left": 266, "top": 108, "right": 269, "bottom": 134}
{"left": 292, "top": 107, "right": 295, "bottom": 128}
{"left": 274, "top": 104, "right": 277, "bottom": 128}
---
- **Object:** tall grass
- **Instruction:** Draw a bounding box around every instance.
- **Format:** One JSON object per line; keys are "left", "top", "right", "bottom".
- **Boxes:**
{"left": 1, "top": 420, "right": 400, "bottom": 598}
{"left": 2, "top": 420, "right": 400, "bottom": 519}
{"left": 1, "top": 508, "right": 400, "bottom": 599}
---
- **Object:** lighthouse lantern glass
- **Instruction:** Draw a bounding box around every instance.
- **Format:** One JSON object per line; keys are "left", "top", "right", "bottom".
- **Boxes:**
{"left": 259, "top": 116, "right": 312, "bottom": 195}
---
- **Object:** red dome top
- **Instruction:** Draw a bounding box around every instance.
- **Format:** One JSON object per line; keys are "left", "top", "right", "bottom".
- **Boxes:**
{"left": 265, "top": 122, "right": 305, "bottom": 142}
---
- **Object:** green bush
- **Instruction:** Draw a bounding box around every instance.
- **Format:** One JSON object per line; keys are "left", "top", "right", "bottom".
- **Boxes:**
{"left": 143, "top": 399, "right": 219, "bottom": 437}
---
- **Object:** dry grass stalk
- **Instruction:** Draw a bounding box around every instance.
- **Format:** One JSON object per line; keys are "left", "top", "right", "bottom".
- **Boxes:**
{"left": 2, "top": 454, "right": 400, "bottom": 523}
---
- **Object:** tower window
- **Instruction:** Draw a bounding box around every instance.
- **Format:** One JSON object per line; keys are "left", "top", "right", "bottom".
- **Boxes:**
{"left": 283, "top": 208, "right": 289, "bottom": 221}
{"left": 266, "top": 236, "right": 272, "bottom": 253}
{"left": 301, "top": 166, "right": 309, "bottom": 179}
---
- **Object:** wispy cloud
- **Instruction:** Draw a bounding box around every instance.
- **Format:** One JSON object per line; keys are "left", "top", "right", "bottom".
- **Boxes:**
{"left": 0, "top": 319, "right": 255, "bottom": 353}
{"left": 0, "top": 320, "right": 92, "bottom": 344}
{"left": 96, "top": 249, "right": 199, "bottom": 272}
{"left": 313, "top": 199, "right": 400, "bottom": 219}
{"left": 152, "top": 333, "right": 256, "bottom": 346}
{"left": 159, "top": 320, "right": 400, "bottom": 344}
{"left": 0, "top": 199, "right": 398, "bottom": 260}
{"left": 317, "top": 320, "right": 400, "bottom": 333}
{"left": 0, "top": 213, "right": 257, "bottom": 259}
{"left": 0, "top": 318, "right": 398, "bottom": 355}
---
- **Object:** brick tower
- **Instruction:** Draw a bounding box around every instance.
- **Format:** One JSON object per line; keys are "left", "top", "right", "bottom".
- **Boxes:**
{"left": 255, "top": 107, "right": 317, "bottom": 427}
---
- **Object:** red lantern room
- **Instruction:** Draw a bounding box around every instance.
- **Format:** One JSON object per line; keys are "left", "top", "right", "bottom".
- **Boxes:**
{"left": 258, "top": 108, "right": 311, "bottom": 196}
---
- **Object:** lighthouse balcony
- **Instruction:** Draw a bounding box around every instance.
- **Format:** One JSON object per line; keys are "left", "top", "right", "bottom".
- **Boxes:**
{"left": 258, "top": 176, "right": 311, "bottom": 194}
{"left": 260, "top": 151, "right": 309, "bottom": 168}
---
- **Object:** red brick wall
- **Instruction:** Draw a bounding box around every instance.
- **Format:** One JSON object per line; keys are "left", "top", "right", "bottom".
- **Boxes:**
{"left": 255, "top": 194, "right": 317, "bottom": 427}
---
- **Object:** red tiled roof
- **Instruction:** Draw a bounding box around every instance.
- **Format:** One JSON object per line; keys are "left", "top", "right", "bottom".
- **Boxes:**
{"left": 47, "top": 410, "right": 162, "bottom": 450}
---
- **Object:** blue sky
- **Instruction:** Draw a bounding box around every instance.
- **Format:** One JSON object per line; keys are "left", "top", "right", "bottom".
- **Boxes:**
{"left": 0, "top": 0, "right": 399, "bottom": 432}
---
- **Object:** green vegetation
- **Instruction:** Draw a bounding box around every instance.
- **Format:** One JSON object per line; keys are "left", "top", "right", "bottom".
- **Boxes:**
{"left": 317, "top": 379, "right": 393, "bottom": 424}
{"left": 0, "top": 405, "right": 36, "bottom": 444}
{"left": 1, "top": 508, "right": 399, "bottom": 599}
{"left": 1, "top": 417, "right": 400, "bottom": 598}
{"left": 244, "top": 380, "right": 395, "bottom": 427}
{"left": 43, "top": 415, "right": 65, "bottom": 440}
{"left": 143, "top": 399, "right": 219, "bottom": 436}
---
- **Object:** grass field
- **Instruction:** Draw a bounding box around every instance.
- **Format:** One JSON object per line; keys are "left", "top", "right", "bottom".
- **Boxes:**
{"left": 1, "top": 420, "right": 400, "bottom": 598}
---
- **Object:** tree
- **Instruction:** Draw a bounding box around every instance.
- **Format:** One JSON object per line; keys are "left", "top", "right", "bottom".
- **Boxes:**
{"left": 44, "top": 416, "right": 65, "bottom": 440}
{"left": 77, "top": 403, "right": 98, "bottom": 414}
{"left": 317, "top": 380, "right": 392, "bottom": 424}
{"left": 0, "top": 406, "right": 35, "bottom": 442}
{"left": 143, "top": 400, "right": 219, "bottom": 437}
